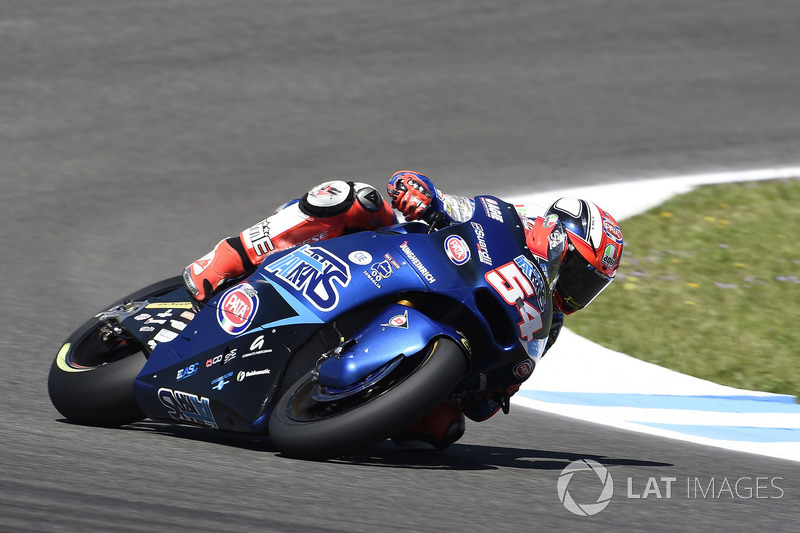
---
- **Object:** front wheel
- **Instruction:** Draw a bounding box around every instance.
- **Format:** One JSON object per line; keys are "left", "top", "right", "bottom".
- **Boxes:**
{"left": 268, "top": 338, "right": 467, "bottom": 460}
{"left": 47, "top": 276, "right": 185, "bottom": 426}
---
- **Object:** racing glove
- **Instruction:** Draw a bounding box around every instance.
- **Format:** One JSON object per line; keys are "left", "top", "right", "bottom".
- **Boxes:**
{"left": 183, "top": 238, "right": 250, "bottom": 301}
{"left": 387, "top": 170, "right": 437, "bottom": 221}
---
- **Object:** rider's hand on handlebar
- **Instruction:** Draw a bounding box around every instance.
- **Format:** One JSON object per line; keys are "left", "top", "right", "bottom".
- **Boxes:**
{"left": 387, "top": 171, "right": 434, "bottom": 221}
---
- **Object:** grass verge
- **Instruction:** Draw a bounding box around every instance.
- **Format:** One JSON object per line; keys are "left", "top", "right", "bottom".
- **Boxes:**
{"left": 567, "top": 178, "right": 800, "bottom": 396}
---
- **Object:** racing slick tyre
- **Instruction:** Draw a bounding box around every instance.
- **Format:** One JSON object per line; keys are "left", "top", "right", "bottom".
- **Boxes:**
{"left": 269, "top": 337, "right": 467, "bottom": 461}
{"left": 48, "top": 277, "right": 185, "bottom": 426}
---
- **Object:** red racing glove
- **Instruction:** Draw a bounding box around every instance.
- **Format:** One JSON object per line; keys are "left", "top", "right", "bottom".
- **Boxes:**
{"left": 387, "top": 171, "right": 435, "bottom": 221}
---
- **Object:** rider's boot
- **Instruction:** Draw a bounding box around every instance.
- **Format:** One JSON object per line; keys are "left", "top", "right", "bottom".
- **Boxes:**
{"left": 391, "top": 401, "right": 466, "bottom": 451}
{"left": 183, "top": 238, "right": 249, "bottom": 301}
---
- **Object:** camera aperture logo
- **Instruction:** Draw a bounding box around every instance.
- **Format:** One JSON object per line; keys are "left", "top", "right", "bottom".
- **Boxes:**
{"left": 557, "top": 459, "right": 614, "bottom": 516}
{"left": 557, "top": 459, "right": 785, "bottom": 516}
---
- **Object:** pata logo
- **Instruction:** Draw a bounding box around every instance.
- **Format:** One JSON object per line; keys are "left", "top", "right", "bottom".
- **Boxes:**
{"left": 557, "top": 459, "right": 614, "bottom": 516}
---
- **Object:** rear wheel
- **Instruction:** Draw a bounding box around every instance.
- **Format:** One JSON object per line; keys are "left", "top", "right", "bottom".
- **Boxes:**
{"left": 268, "top": 338, "right": 467, "bottom": 460}
{"left": 48, "top": 277, "right": 185, "bottom": 426}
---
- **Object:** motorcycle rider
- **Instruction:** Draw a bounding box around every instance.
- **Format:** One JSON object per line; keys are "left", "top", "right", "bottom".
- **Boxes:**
{"left": 183, "top": 171, "right": 623, "bottom": 450}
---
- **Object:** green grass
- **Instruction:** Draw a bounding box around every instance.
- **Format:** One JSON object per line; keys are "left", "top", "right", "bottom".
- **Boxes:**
{"left": 567, "top": 178, "right": 800, "bottom": 396}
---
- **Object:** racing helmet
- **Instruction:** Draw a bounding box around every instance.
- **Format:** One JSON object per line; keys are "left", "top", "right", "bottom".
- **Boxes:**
{"left": 545, "top": 198, "right": 623, "bottom": 314}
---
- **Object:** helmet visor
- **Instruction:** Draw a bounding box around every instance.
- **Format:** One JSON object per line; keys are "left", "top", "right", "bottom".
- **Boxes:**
{"left": 557, "top": 248, "right": 614, "bottom": 312}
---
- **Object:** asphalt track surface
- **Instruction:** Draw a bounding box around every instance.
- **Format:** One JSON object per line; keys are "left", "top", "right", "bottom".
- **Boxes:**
{"left": 2, "top": 1, "right": 799, "bottom": 531}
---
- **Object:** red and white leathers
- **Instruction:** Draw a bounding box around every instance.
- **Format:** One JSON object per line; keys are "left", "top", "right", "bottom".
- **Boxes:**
{"left": 183, "top": 180, "right": 396, "bottom": 301}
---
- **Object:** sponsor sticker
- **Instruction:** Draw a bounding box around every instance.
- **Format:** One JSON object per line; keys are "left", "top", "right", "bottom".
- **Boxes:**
{"left": 236, "top": 369, "right": 272, "bottom": 382}
{"left": 514, "top": 255, "right": 547, "bottom": 305}
{"left": 216, "top": 283, "right": 259, "bottom": 335}
{"left": 399, "top": 241, "right": 436, "bottom": 283}
{"left": 549, "top": 228, "right": 566, "bottom": 249}
{"left": 158, "top": 388, "right": 218, "bottom": 429}
{"left": 242, "top": 336, "right": 273, "bottom": 358}
{"left": 176, "top": 362, "right": 199, "bottom": 381}
{"left": 206, "top": 348, "right": 237, "bottom": 368}
{"left": 211, "top": 372, "right": 233, "bottom": 391}
{"left": 602, "top": 244, "right": 617, "bottom": 268}
{"left": 250, "top": 335, "right": 265, "bottom": 351}
{"left": 146, "top": 302, "right": 194, "bottom": 309}
{"left": 445, "top": 235, "right": 470, "bottom": 265}
{"left": 348, "top": 250, "right": 373, "bottom": 265}
{"left": 382, "top": 310, "right": 409, "bottom": 328}
{"left": 266, "top": 245, "right": 351, "bottom": 312}
{"left": 245, "top": 219, "right": 275, "bottom": 257}
{"left": 480, "top": 197, "right": 504, "bottom": 222}
{"left": 603, "top": 218, "right": 623, "bottom": 244}
{"left": 153, "top": 329, "right": 179, "bottom": 344}
{"left": 513, "top": 359, "right": 534, "bottom": 379}
{"left": 471, "top": 222, "right": 493, "bottom": 266}
{"left": 363, "top": 253, "right": 401, "bottom": 288}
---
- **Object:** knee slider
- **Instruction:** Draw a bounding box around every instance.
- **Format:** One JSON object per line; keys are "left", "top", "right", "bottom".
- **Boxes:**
{"left": 300, "top": 180, "right": 355, "bottom": 217}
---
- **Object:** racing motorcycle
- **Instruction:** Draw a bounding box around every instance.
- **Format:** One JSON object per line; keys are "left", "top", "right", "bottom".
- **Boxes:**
{"left": 48, "top": 196, "right": 560, "bottom": 460}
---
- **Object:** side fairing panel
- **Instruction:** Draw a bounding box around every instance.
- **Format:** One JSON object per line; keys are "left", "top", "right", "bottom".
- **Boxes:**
{"left": 257, "top": 235, "right": 430, "bottom": 318}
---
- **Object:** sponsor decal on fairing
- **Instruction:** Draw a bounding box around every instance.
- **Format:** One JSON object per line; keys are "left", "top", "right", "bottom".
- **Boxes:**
{"left": 471, "top": 222, "right": 493, "bottom": 265}
{"left": 176, "top": 362, "right": 199, "bottom": 381}
{"left": 206, "top": 348, "right": 237, "bottom": 368}
{"left": 250, "top": 335, "right": 264, "bottom": 350}
{"left": 513, "top": 255, "right": 547, "bottom": 306}
{"left": 236, "top": 369, "right": 272, "bottom": 382}
{"left": 480, "top": 197, "right": 504, "bottom": 222}
{"left": 211, "top": 372, "right": 234, "bottom": 391}
{"left": 348, "top": 250, "right": 372, "bottom": 265}
{"left": 216, "top": 283, "right": 260, "bottom": 335}
{"left": 153, "top": 329, "right": 179, "bottom": 344}
{"left": 381, "top": 310, "right": 409, "bottom": 328}
{"left": 158, "top": 388, "right": 218, "bottom": 429}
{"left": 363, "top": 253, "right": 401, "bottom": 288}
{"left": 445, "top": 235, "right": 471, "bottom": 265}
{"left": 399, "top": 241, "right": 436, "bottom": 283}
{"left": 146, "top": 302, "right": 194, "bottom": 309}
{"left": 512, "top": 358, "right": 534, "bottom": 379}
{"left": 241, "top": 335, "right": 273, "bottom": 358}
{"left": 265, "top": 245, "right": 351, "bottom": 312}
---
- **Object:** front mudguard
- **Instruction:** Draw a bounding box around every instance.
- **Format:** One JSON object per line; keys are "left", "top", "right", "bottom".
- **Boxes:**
{"left": 316, "top": 303, "right": 470, "bottom": 389}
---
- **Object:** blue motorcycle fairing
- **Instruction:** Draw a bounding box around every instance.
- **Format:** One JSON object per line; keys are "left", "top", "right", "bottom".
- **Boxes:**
{"left": 129, "top": 195, "right": 552, "bottom": 434}
{"left": 256, "top": 235, "right": 430, "bottom": 320}
{"left": 316, "top": 304, "right": 468, "bottom": 389}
